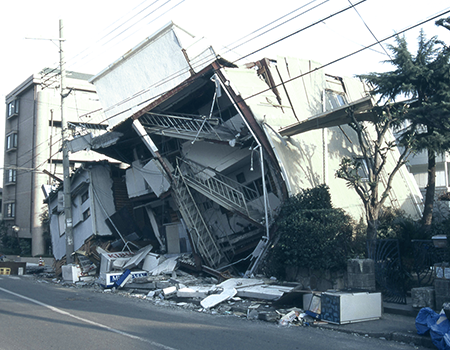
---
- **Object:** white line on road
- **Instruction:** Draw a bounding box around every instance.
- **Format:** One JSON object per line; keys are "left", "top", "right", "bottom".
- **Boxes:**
{"left": 0, "top": 286, "right": 178, "bottom": 350}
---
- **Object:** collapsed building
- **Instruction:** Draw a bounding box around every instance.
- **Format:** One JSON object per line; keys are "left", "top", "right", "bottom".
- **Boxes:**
{"left": 47, "top": 22, "right": 422, "bottom": 276}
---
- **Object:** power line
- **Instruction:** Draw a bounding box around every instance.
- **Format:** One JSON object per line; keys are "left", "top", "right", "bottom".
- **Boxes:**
{"left": 223, "top": 0, "right": 328, "bottom": 55}
{"left": 68, "top": 0, "right": 186, "bottom": 71}
{"left": 233, "top": 0, "right": 367, "bottom": 64}
{"left": 347, "top": 0, "right": 392, "bottom": 59}
{"left": 67, "top": 0, "right": 159, "bottom": 65}
{"left": 242, "top": 8, "right": 450, "bottom": 102}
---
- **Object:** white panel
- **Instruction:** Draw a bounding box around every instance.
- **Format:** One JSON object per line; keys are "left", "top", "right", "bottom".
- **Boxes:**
{"left": 141, "top": 159, "right": 170, "bottom": 197}
{"left": 125, "top": 162, "right": 149, "bottom": 198}
{"left": 91, "top": 23, "right": 215, "bottom": 128}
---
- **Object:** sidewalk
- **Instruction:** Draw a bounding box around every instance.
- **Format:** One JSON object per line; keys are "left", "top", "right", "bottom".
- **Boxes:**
{"left": 312, "top": 302, "right": 435, "bottom": 349}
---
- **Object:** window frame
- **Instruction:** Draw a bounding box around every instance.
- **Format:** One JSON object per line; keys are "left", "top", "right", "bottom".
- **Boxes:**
{"left": 6, "top": 132, "right": 18, "bottom": 151}
{"left": 81, "top": 190, "right": 89, "bottom": 204}
{"left": 82, "top": 208, "right": 91, "bottom": 221}
{"left": 6, "top": 169, "right": 17, "bottom": 184}
{"left": 5, "top": 202, "right": 15, "bottom": 219}
{"left": 7, "top": 99, "right": 19, "bottom": 118}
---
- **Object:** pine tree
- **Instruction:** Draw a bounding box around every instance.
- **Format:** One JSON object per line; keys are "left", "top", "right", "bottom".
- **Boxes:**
{"left": 359, "top": 29, "right": 450, "bottom": 228}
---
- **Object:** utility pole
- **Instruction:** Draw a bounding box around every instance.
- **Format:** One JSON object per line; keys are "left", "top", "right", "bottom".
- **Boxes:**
{"left": 59, "top": 19, "right": 74, "bottom": 264}
{"left": 26, "top": 20, "right": 74, "bottom": 263}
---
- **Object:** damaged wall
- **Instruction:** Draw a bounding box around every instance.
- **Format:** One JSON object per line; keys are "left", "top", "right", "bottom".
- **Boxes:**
{"left": 222, "top": 56, "right": 422, "bottom": 221}
{"left": 49, "top": 163, "right": 117, "bottom": 260}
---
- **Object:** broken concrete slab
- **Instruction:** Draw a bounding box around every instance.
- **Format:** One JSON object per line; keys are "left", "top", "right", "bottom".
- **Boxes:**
{"left": 236, "top": 285, "right": 294, "bottom": 301}
{"left": 217, "top": 278, "right": 265, "bottom": 290}
{"left": 163, "top": 286, "right": 178, "bottom": 298}
{"left": 200, "top": 288, "right": 237, "bottom": 309}
{"left": 177, "top": 286, "right": 214, "bottom": 299}
{"left": 149, "top": 257, "right": 178, "bottom": 275}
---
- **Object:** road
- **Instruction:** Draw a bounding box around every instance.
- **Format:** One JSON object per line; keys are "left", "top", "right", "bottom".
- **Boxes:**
{"left": 0, "top": 275, "right": 425, "bottom": 350}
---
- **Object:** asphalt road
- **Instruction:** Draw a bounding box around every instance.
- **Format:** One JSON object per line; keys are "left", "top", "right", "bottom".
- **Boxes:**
{"left": 0, "top": 275, "right": 426, "bottom": 350}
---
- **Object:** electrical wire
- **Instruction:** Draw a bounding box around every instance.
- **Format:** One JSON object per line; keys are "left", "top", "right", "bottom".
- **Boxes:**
{"left": 347, "top": 0, "right": 392, "bottom": 59}
{"left": 222, "top": 0, "right": 328, "bottom": 55}
{"left": 242, "top": 7, "right": 450, "bottom": 102}
{"left": 7, "top": 4, "right": 450, "bottom": 177}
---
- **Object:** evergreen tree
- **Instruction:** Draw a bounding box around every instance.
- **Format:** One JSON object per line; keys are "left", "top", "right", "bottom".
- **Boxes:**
{"left": 359, "top": 29, "right": 450, "bottom": 228}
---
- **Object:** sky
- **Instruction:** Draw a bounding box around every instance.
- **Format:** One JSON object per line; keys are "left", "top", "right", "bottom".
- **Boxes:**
{"left": 1, "top": 0, "right": 450, "bottom": 170}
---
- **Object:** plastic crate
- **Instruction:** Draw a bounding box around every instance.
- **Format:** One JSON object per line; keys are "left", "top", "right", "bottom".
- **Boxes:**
{"left": 0, "top": 268, "right": 11, "bottom": 275}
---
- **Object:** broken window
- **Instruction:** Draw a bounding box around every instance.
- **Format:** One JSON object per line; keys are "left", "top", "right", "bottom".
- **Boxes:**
{"left": 325, "top": 90, "right": 347, "bottom": 111}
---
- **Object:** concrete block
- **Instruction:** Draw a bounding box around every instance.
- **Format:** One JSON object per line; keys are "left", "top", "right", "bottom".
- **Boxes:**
{"left": 434, "top": 279, "right": 450, "bottom": 309}
{"left": 347, "top": 259, "right": 376, "bottom": 291}
{"left": 411, "top": 287, "right": 435, "bottom": 309}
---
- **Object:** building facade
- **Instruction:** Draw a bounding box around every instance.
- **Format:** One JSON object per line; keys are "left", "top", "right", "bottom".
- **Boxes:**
{"left": 79, "top": 23, "right": 423, "bottom": 273}
{"left": 4, "top": 69, "right": 108, "bottom": 256}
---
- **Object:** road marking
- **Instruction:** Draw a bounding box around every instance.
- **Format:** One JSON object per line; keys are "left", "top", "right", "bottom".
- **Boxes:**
{"left": 0, "top": 286, "right": 177, "bottom": 350}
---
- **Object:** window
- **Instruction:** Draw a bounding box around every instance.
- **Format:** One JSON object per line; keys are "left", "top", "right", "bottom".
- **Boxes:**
{"left": 6, "top": 169, "right": 17, "bottom": 184}
{"left": 325, "top": 90, "right": 347, "bottom": 111}
{"left": 83, "top": 208, "right": 91, "bottom": 221}
{"left": 5, "top": 203, "right": 15, "bottom": 218}
{"left": 81, "top": 191, "right": 89, "bottom": 204}
{"left": 6, "top": 132, "right": 18, "bottom": 151}
{"left": 7, "top": 100, "right": 19, "bottom": 118}
{"left": 356, "top": 157, "right": 369, "bottom": 182}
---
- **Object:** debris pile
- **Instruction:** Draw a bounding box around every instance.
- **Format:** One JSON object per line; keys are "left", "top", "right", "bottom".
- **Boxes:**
{"left": 53, "top": 243, "right": 381, "bottom": 327}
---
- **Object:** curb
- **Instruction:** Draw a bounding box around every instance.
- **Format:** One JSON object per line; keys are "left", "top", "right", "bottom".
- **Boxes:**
{"left": 311, "top": 323, "right": 435, "bottom": 349}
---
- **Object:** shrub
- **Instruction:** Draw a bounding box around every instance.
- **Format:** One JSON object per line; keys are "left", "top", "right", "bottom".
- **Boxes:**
{"left": 266, "top": 185, "right": 354, "bottom": 279}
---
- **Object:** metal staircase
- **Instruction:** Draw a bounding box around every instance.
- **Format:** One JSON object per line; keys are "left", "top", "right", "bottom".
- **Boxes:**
{"left": 178, "top": 159, "right": 265, "bottom": 226}
{"left": 139, "top": 112, "right": 233, "bottom": 142}
{"left": 172, "top": 170, "right": 228, "bottom": 269}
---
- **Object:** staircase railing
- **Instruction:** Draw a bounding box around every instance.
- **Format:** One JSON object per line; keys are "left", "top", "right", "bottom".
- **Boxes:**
{"left": 178, "top": 158, "right": 262, "bottom": 220}
{"left": 140, "top": 112, "right": 222, "bottom": 140}
{"left": 172, "top": 168, "right": 226, "bottom": 268}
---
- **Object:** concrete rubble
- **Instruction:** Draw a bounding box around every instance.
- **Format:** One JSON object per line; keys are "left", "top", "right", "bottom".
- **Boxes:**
{"left": 45, "top": 245, "right": 368, "bottom": 328}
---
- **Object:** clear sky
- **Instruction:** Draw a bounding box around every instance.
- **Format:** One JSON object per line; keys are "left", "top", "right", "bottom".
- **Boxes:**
{"left": 1, "top": 0, "right": 450, "bottom": 172}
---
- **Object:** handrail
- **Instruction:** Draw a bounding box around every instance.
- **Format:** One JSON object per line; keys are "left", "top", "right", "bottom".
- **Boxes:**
{"left": 179, "top": 159, "right": 259, "bottom": 216}
{"left": 140, "top": 112, "right": 219, "bottom": 136}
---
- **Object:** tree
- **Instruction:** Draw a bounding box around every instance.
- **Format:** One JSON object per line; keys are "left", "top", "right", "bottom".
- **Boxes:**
{"left": 358, "top": 29, "right": 450, "bottom": 228}
{"left": 336, "top": 105, "right": 414, "bottom": 240}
